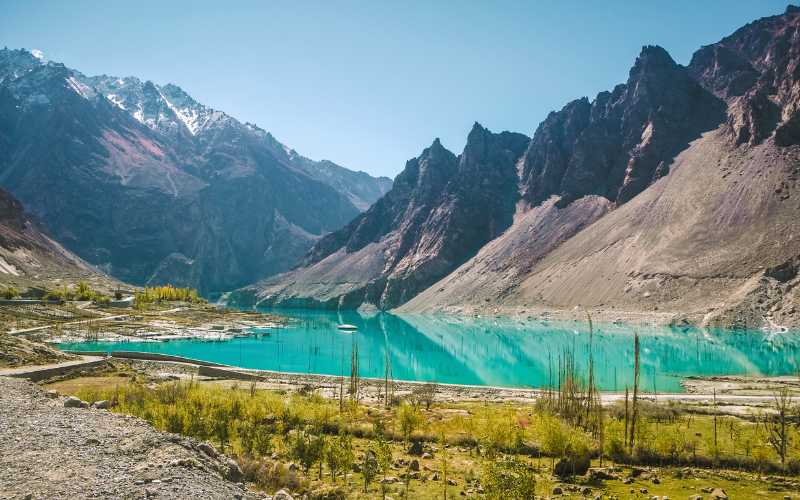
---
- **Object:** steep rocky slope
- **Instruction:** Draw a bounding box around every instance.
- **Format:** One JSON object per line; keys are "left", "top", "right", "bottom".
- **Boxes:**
{"left": 239, "top": 42, "right": 725, "bottom": 312}
{"left": 0, "top": 49, "right": 390, "bottom": 295}
{"left": 246, "top": 5, "right": 800, "bottom": 329}
{"left": 403, "top": 6, "right": 800, "bottom": 329}
{"left": 0, "top": 187, "right": 115, "bottom": 291}
{"left": 237, "top": 125, "right": 530, "bottom": 309}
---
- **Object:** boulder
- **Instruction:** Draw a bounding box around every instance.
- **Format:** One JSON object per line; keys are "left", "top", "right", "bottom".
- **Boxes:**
{"left": 224, "top": 457, "right": 243, "bottom": 482}
{"left": 409, "top": 459, "right": 420, "bottom": 471}
{"left": 551, "top": 486, "right": 563, "bottom": 495}
{"left": 408, "top": 441, "right": 424, "bottom": 456}
{"left": 710, "top": 489, "right": 728, "bottom": 500}
{"left": 197, "top": 442, "right": 218, "bottom": 458}
{"left": 274, "top": 490, "right": 294, "bottom": 500}
{"left": 91, "top": 400, "right": 109, "bottom": 409}
{"left": 45, "top": 390, "right": 59, "bottom": 399}
{"left": 63, "top": 396, "right": 88, "bottom": 408}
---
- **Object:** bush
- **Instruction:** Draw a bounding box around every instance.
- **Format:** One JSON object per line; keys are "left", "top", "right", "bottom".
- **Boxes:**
{"left": 397, "top": 401, "right": 421, "bottom": 443}
{"left": 2, "top": 286, "right": 19, "bottom": 300}
{"left": 134, "top": 285, "right": 204, "bottom": 307}
{"left": 482, "top": 457, "right": 537, "bottom": 499}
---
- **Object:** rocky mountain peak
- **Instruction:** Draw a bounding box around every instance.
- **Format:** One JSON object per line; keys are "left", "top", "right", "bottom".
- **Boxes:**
{"left": 520, "top": 43, "right": 724, "bottom": 207}
{"left": 686, "top": 5, "right": 800, "bottom": 146}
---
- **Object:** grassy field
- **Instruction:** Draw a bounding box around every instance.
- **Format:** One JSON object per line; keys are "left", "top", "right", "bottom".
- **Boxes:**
{"left": 45, "top": 365, "right": 800, "bottom": 499}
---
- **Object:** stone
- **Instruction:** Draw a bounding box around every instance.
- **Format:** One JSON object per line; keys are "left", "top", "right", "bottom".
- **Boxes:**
{"left": 710, "top": 489, "right": 728, "bottom": 500}
{"left": 652, "top": 477, "right": 660, "bottom": 484}
{"left": 689, "top": 496, "right": 703, "bottom": 500}
{"left": 409, "top": 459, "right": 420, "bottom": 471}
{"left": 580, "top": 487, "right": 592, "bottom": 495}
{"left": 421, "top": 452, "right": 432, "bottom": 459}
{"left": 447, "top": 479, "right": 457, "bottom": 486}
{"left": 45, "top": 390, "right": 59, "bottom": 399}
{"left": 274, "top": 490, "right": 294, "bottom": 500}
{"left": 197, "top": 442, "right": 218, "bottom": 458}
{"left": 92, "top": 400, "right": 110, "bottom": 409}
{"left": 63, "top": 396, "right": 88, "bottom": 408}
{"left": 552, "top": 486, "right": 563, "bottom": 495}
{"left": 408, "top": 441, "right": 424, "bottom": 456}
{"left": 640, "top": 488, "right": 648, "bottom": 494}
{"left": 588, "top": 467, "right": 618, "bottom": 481}
{"left": 224, "top": 457, "right": 243, "bottom": 482}
{"left": 431, "top": 473, "right": 440, "bottom": 481}
{"left": 622, "top": 477, "right": 633, "bottom": 485}
{"left": 380, "top": 477, "right": 399, "bottom": 484}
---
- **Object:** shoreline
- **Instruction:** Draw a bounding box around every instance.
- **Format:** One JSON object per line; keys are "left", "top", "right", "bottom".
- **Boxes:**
{"left": 70, "top": 353, "right": 800, "bottom": 417}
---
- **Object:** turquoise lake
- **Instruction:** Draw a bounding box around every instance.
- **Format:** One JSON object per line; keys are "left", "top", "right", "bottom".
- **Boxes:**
{"left": 59, "top": 309, "right": 800, "bottom": 392}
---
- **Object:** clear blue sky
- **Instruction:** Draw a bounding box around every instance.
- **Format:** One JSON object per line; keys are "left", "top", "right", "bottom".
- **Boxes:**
{"left": 1, "top": 1, "right": 791, "bottom": 178}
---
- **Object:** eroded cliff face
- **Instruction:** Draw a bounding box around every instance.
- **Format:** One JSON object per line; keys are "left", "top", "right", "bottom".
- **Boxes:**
{"left": 0, "top": 49, "right": 389, "bottom": 295}
{"left": 404, "top": 6, "right": 800, "bottom": 330}
{"left": 239, "top": 126, "right": 530, "bottom": 309}
{"left": 520, "top": 45, "right": 725, "bottom": 206}
{"left": 241, "top": 46, "right": 726, "bottom": 311}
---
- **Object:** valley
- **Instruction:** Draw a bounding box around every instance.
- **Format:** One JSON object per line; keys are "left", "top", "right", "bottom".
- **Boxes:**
{"left": 3, "top": 3, "right": 800, "bottom": 499}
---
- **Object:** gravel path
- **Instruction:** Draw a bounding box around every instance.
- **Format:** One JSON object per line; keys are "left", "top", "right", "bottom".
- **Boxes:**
{"left": 0, "top": 377, "right": 261, "bottom": 499}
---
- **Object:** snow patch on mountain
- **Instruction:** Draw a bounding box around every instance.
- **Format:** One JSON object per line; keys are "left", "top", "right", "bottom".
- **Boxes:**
{"left": 65, "top": 76, "right": 94, "bottom": 99}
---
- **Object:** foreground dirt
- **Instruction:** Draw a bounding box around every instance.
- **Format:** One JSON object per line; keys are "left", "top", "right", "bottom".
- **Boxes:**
{"left": 0, "top": 376, "right": 260, "bottom": 499}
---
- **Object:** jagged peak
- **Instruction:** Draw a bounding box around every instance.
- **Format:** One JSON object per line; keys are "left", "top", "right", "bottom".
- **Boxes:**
{"left": 631, "top": 45, "right": 678, "bottom": 74}
{"left": 786, "top": 4, "right": 800, "bottom": 15}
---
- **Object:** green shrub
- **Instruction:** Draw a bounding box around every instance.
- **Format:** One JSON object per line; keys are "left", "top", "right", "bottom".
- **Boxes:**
{"left": 2, "top": 286, "right": 19, "bottom": 300}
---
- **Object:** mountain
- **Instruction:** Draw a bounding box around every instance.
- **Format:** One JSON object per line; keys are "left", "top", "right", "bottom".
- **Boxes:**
{"left": 0, "top": 49, "right": 391, "bottom": 295}
{"left": 235, "top": 125, "right": 531, "bottom": 309}
{"left": 0, "top": 187, "right": 115, "bottom": 292}
{"left": 242, "top": 5, "right": 800, "bottom": 329}
{"left": 402, "top": 5, "right": 800, "bottom": 329}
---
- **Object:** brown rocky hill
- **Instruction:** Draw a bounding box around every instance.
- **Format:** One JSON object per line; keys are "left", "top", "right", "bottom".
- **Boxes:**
{"left": 402, "top": 6, "right": 800, "bottom": 329}
{"left": 0, "top": 187, "right": 115, "bottom": 292}
{"left": 239, "top": 6, "right": 800, "bottom": 329}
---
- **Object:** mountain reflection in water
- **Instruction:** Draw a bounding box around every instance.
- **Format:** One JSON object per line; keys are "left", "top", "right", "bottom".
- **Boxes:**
{"left": 59, "top": 309, "right": 800, "bottom": 392}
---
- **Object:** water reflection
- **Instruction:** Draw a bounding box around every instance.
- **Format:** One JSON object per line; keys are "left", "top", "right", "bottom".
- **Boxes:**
{"left": 59, "top": 309, "right": 800, "bottom": 392}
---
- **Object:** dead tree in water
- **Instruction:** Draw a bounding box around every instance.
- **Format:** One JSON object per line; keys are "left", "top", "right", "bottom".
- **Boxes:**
{"left": 628, "top": 333, "right": 640, "bottom": 452}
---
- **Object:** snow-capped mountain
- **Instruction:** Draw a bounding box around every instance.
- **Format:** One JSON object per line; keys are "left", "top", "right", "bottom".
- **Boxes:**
{"left": 0, "top": 48, "right": 392, "bottom": 295}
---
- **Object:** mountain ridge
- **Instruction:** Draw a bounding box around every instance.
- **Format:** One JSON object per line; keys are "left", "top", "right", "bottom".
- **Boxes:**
{"left": 239, "top": 5, "right": 800, "bottom": 329}
{"left": 0, "top": 48, "right": 391, "bottom": 295}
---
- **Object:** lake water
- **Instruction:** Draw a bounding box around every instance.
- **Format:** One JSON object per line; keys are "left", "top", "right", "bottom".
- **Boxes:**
{"left": 59, "top": 309, "right": 800, "bottom": 392}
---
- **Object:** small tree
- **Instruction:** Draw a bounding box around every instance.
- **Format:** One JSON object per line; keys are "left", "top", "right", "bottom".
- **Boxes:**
{"left": 362, "top": 449, "right": 379, "bottom": 493}
{"left": 375, "top": 435, "right": 393, "bottom": 500}
{"left": 325, "top": 434, "right": 345, "bottom": 483}
{"left": 764, "top": 388, "right": 793, "bottom": 466}
{"left": 397, "top": 401, "right": 421, "bottom": 444}
{"left": 412, "top": 382, "right": 437, "bottom": 410}
{"left": 211, "top": 404, "right": 231, "bottom": 451}
{"left": 338, "top": 433, "right": 355, "bottom": 484}
{"left": 2, "top": 286, "right": 19, "bottom": 300}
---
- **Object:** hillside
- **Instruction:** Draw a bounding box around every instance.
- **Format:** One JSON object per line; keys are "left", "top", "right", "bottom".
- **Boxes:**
{"left": 0, "top": 50, "right": 390, "bottom": 295}
{"left": 402, "top": 6, "right": 800, "bottom": 329}
{"left": 0, "top": 187, "right": 116, "bottom": 292}
{"left": 244, "top": 5, "right": 800, "bottom": 329}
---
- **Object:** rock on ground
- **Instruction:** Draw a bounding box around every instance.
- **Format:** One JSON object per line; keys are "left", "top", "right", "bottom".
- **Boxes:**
{"left": 0, "top": 376, "right": 259, "bottom": 499}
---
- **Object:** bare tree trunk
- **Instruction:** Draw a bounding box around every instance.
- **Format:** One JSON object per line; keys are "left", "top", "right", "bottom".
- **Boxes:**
{"left": 629, "top": 334, "right": 640, "bottom": 452}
